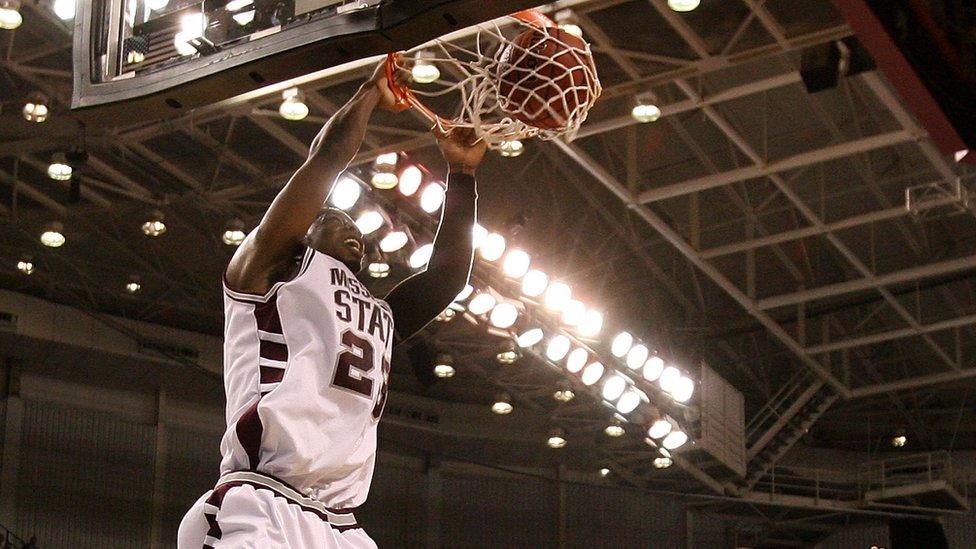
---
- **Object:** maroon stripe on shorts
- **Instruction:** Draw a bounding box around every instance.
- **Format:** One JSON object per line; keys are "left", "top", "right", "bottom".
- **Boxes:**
{"left": 254, "top": 295, "right": 282, "bottom": 334}
{"left": 259, "top": 339, "right": 288, "bottom": 361}
{"left": 260, "top": 366, "right": 285, "bottom": 384}
{"left": 212, "top": 477, "right": 361, "bottom": 531}
{"left": 236, "top": 399, "right": 263, "bottom": 470}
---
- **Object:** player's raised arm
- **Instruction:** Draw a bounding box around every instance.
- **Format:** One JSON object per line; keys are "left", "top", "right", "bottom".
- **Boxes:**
{"left": 385, "top": 127, "right": 486, "bottom": 342}
{"left": 226, "top": 59, "right": 403, "bottom": 295}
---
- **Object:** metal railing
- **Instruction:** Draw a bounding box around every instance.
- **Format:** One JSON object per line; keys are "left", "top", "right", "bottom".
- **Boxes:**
{"left": 745, "top": 368, "right": 811, "bottom": 445}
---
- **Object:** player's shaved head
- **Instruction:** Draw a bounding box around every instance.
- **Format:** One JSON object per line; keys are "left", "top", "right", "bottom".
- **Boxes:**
{"left": 305, "top": 207, "right": 364, "bottom": 272}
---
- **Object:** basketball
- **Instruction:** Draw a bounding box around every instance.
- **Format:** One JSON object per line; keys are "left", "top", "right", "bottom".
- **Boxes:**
{"left": 495, "top": 27, "right": 597, "bottom": 131}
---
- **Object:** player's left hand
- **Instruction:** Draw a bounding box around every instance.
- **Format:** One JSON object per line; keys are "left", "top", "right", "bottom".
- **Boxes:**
{"left": 435, "top": 127, "right": 487, "bottom": 175}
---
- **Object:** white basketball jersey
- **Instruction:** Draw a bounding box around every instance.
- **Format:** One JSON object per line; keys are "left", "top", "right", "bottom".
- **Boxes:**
{"left": 218, "top": 247, "right": 395, "bottom": 510}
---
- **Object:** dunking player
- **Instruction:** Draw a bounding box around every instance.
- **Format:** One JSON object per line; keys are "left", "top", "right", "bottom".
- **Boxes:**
{"left": 178, "top": 58, "right": 485, "bottom": 547}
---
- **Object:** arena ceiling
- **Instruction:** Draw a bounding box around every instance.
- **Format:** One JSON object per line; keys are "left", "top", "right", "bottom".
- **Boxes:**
{"left": 3, "top": 0, "right": 976, "bottom": 541}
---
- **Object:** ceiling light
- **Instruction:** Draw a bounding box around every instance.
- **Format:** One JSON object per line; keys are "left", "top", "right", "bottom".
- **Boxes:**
{"left": 22, "top": 97, "right": 49, "bottom": 123}
{"left": 601, "top": 375, "right": 626, "bottom": 401}
{"left": 660, "top": 366, "right": 681, "bottom": 393}
{"left": 495, "top": 340, "right": 520, "bottom": 364}
{"left": 435, "top": 307, "right": 456, "bottom": 322}
{"left": 892, "top": 434, "right": 907, "bottom": 447}
{"left": 371, "top": 171, "right": 398, "bottom": 190}
{"left": 643, "top": 356, "right": 665, "bottom": 381}
{"left": 599, "top": 467, "right": 610, "bottom": 477}
{"left": 368, "top": 262, "right": 390, "bottom": 278}
{"left": 578, "top": 310, "right": 603, "bottom": 337}
{"left": 521, "top": 269, "right": 548, "bottom": 298}
{"left": 454, "top": 284, "right": 474, "bottom": 302}
{"left": 231, "top": 10, "right": 255, "bottom": 25}
{"left": 604, "top": 421, "right": 625, "bottom": 437}
{"left": 615, "top": 388, "right": 641, "bottom": 414}
{"left": 516, "top": 327, "right": 544, "bottom": 348}
{"left": 544, "top": 282, "right": 572, "bottom": 311}
{"left": 489, "top": 302, "right": 519, "bottom": 329}
{"left": 610, "top": 332, "right": 632, "bottom": 358}
{"left": 47, "top": 153, "right": 72, "bottom": 181}
{"left": 174, "top": 12, "right": 205, "bottom": 56}
{"left": 411, "top": 50, "right": 440, "bottom": 84}
{"left": 668, "top": 0, "right": 700, "bottom": 12}
{"left": 671, "top": 376, "right": 694, "bottom": 403}
{"left": 222, "top": 219, "right": 246, "bottom": 245}
{"left": 553, "top": 381, "right": 575, "bottom": 402}
{"left": 330, "top": 177, "right": 361, "bottom": 210}
{"left": 491, "top": 393, "right": 513, "bottom": 414}
{"left": 480, "top": 233, "right": 506, "bottom": 261}
{"left": 375, "top": 152, "right": 397, "bottom": 168}
{"left": 546, "top": 428, "right": 567, "bottom": 449}
{"left": 420, "top": 183, "right": 445, "bottom": 213}
{"left": 124, "top": 275, "right": 142, "bottom": 294}
{"left": 146, "top": 0, "right": 168, "bottom": 10}
{"left": 399, "top": 165, "right": 423, "bottom": 196}
{"left": 499, "top": 139, "right": 524, "bottom": 157}
{"left": 554, "top": 9, "right": 583, "bottom": 38}
{"left": 433, "top": 355, "right": 454, "bottom": 378}
{"left": 141, "top": 210, "right": 166, "bottom": 237}
{"left": 648, "top": 419, "right": 672, "bottom": 439}
{"left": 653, "top": 456, "right": 673, "bottom": 469}
{"left": 631, "top": 95, "right": 661, "bottom": 123}
{"left": 379, "top": 231, "right": 408, "bottom": 252}
{"left": 355, "top": 210, "right": 384, "bottom": 235}
{"left": 467, "top": 292, "right": 496, "bottom": 315}
{"left": 471, "top": 223, "right": 488, "bottom": 248}
{"left": 52, "top": 0, "right": 73, "bottom": 19}
{"left": 545, "top": 335, "right": 571, "bottom": 362}
{"left": 662, "top": 430, "right": 688, "bottom": 450}
{"left": 0, "top": 0, "right": 22, "bottom": 29}
{"left": 566, "top": 347, "right": 588, "bottom": 373}
{"left": 279, "top": 87, "right": 309, "bottom": 121}
{"left": 561, "top": 299, "right": 585, "bottom": 326}
{"left": 40, "top": 222, "right": 65, "bottom": 248}
{"left": 16, "top": 256, "right": 34, "bottom": 275}
{"left": 409, "top": 244, "right": 433, "bottom": 269}
{"left": 626, "top": 344, "right": 648, "bottom": 370}
{"left": 581, "top": 362, "right": 604, "bottom": 386}
{"left": 502, "top": 249, "right": 530, "bottom": 279}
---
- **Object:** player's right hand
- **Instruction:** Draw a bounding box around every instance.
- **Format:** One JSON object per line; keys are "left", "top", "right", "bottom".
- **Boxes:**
{"left": 368, "top": 53, "right": 408, "bottom": 112}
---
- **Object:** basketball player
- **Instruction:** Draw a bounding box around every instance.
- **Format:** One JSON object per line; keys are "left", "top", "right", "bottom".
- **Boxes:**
{"left": 178, "top": 58, "right": 486, "bottom": 548}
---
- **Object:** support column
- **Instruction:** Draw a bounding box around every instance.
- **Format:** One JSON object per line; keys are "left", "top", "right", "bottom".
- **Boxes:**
{"left": 149, "top": 390, "right": 167, "bottom": 549}
{"left": 0, "top": 365, "right": 23, "bottom": 530}
{"left": 556, "top": 465, "right": 567, "bottom": 549}
{"left": 683, "top": 507, "right": 695, "bottom": 549}
{"left": 426, "top": 456, "right": 441, "bottom": 549}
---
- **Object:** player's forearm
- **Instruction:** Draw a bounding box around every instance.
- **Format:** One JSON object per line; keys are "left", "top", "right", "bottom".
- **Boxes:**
{"left": 305, "top": 84, "right": 380, "bottom": 173}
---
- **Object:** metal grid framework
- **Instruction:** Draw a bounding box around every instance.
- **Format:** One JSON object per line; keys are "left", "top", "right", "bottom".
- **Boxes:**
{"left": 3, "top": 0, "right": 976, "bottom": 543}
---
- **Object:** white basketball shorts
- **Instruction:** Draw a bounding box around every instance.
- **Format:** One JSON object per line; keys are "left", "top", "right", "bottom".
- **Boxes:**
{"left": 178, "top": 471, "right": 376, "bottom": 549}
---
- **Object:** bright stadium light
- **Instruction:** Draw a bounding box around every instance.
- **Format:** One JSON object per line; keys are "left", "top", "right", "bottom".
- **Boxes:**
{"left": 489, "top": 302, "right": 519, "bottom": 329}
{"left": 411, "top": 50, "right": 440, "bottom": 84}
{"left": 16, "top": 256, "right": 34, "bottom": 275}
{"left": 379, "top": 231, "right": 408, "bottom": 252}
{"left": 0, "top": 0, "right": 23, "bottom": 29}
{"left": 495, "top": 340, "right": 520, "bottom": 364}
{"left": 371, "top": 171, "right": 398, "bottom": 190}
{"left": 615, "top": 389, "right": 641, "bottom": 414}
{"left": 124, "top": 275, "right": 142, "bottom": 294}
{"left": 566, "top": 347, "right": 588, "bottom": 373}
{"left": 222, "top": 219, "right": 246, "bottom": 246}
{"left": 23, "top": 96, "right": 49, "bottom": 123}
{"left": 648, "top": 419, "right": 672, "bottom": 439}
{"left": 375, "top": 152, "right": 398, "bottom": 168}
{"left": 433, "top": 355, "right": 454, "bottom": 378}
{"left": 499, "top": 139, "right": 524, "bottom": 157}
{"left": 502, "top": 249, "right": 530, "bottom": 279}
{"left": 47, "top": 153, "right": 72, "bottom": 180}
{"left": 516, "top": 328, "right": 544, "bottom": 348}
{"left": 420, "top": 183, "right": 445, "bottom": 213}
{"left": 544, "top": 282, "right": 572, "bottom": 311}
{"left": 491, "top": 394, "right": 513, "bottom": 415}
{"left": 604, "top": 421, "right": 625, "bottom": 437}
{"left": 521, "top": 269, "right": 548, "bottom": 298}
{"left": 409, "top": 243, "right": 433, "bottom": 269}
{"left": 668, "top": 0, "right": 700, "bottom": 12}
{"left": 480, "top": 233, "right": 506, "bottom": 261}
{"left": 546, "top": 335, "right": 571, "bottom": 362}
{"left": 472, "top": 223, "right": 488, "bottom": 248}
{"left": 601, "top": 375, "right": 626, "bottom": 401}
{"left": 643, "top": 356, "right": 665, "bottom": 381}
{"left": 578, "top": 310, "right": 603, "bottom": 337}
{"left": 561, "top": 299, "right": 585, "bottom": 326}
{"left": 626, "top": 344, "right": 649, "bottom": 370}
{"left": 53, "top": 0, "right": 74, "bottom": 21}
{"left": 279, "top": 87, "right": 309, "bottom": 121}
{"left": 611, "top": 332, "right": 633, "bottom": 358}
{"left": 599, "top": 467, "right": 611, "bottom": 477}
{"left": 141, "top": 210, "right": 167, "bottom": 237}
{"left": 330, "top": 177, "right": 361, "bottom": 210}
{"left": 454, "top": 284, "right": 474, "bottom": 302}
{"left": 355, "top": 211, "right": 384, "bottom": 235}
{"left": 553, "top": 381, "right": 575, "bottom": 402}
{"left": 581, "top": 362, "right": 605, "bottom": 386}
{"left": 662, "top": 430, "right": 688, "bottom": 450}
{"left": 653, "top": 456, "right": 673, "bottom": 469}
{"left": 672, "top": 376, "right": 694, "bottom": 403}
{"left": 174, "top": 12, "right": 205, "bottom": 56}
{"left": 467, "top": 292, "right": 496, "bottom": 315}
{"left": 631, "top": 97, "right": 661, "bottom": 123}
{"left": 368, "top": 262, "right": 390, "bottom": 278}
{"left": 547, "top": 428, "right": 567, "bottom": 449}
{"left": 398, "top": 165, "right": 423, "bottom": 196}
{"left": 40, "top": 222, "right": 65, "bottom": 248}
{"left": 660, "top": 366, "right": 681, "bottom": 393}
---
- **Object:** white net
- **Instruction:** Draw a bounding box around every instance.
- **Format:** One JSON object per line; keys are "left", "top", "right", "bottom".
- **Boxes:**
{"left": 393, "top": 12, "right": 602, "bottom": 148}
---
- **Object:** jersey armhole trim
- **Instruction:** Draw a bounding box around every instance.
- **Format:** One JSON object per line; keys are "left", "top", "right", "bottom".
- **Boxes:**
{"left": 223, "top": 247, "right": 316, "bottom": 304}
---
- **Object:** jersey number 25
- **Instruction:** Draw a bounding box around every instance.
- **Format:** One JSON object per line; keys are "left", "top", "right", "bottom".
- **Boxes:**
{"left": 331, "top": 330, "right": 390, "bottom": 420}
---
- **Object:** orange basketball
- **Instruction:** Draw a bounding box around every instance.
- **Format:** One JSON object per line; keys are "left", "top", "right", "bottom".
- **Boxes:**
{"left": 495, "top": 27, "right": 596, "bottom": 131}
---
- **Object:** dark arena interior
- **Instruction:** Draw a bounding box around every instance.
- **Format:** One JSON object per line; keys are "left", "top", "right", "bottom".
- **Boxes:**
{"left": 2, "top": 0, "right": 976, "bottom": 547}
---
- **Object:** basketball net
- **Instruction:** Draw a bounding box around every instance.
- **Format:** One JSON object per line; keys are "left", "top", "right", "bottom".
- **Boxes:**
{"left": 386, "top": 10, "right": 602, "bottom": 148}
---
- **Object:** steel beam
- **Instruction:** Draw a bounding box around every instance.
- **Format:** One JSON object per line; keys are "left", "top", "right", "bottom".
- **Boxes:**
{"left": 806, "top": 313, "right": 976, "bottom": 355}
{"left": 851, "top": 368, "right": 976, "bottom": 398}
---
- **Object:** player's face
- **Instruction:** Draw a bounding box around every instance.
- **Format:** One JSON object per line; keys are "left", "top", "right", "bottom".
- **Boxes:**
{"left": 306, "top": 211, "right": 365, "bottom": 271}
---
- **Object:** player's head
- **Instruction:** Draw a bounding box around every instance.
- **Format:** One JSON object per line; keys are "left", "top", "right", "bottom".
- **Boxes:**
{"left": 305, "top": 207, "right": 364, "bottom": 271}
